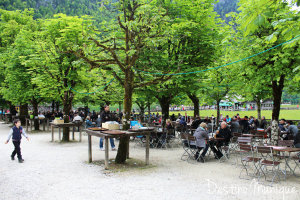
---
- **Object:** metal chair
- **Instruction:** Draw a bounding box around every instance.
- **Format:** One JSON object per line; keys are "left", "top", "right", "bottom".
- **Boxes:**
{"left": 238, "top": 143, "right": 261, "bottom": 179}
{"left": 256, "top": 146, "right": 283, "bottom": 185}
{"left": 180, "top": 133, "right": 189, "bottom": 161}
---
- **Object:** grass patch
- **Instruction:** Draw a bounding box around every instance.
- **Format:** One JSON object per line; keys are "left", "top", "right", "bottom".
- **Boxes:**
{"left": 89, "top": 158, "right": 156, "bottom": 173}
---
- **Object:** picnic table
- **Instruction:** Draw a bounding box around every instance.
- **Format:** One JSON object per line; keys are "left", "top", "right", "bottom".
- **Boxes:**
{"left": 50, "top": 122, "right": 82, "bottom": 142}
{"left": 86, "top": 128, "right": 153, "bottom": 169}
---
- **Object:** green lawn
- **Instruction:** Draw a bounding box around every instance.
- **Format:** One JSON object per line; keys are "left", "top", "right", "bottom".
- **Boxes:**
{"left": 166, "top": 109, "right": 300, "bottom": 120}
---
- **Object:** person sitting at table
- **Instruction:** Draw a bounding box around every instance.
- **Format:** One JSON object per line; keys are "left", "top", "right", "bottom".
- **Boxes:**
{"left": 85, "top": 116, "right": 93, "bottom": 128}
{"left": 73, "top": 113, "right": 83, "bottom": 122}
{"left": 217, "top": 122, "right": 232, "bottom": 146}
{"left": 283, "top": 121, "right": 299, "bottom": 140}
{"left": 250, "top": 117, "right": 259, "bottom": 129}
{"left": 96, "top": 115, "right": 101, "bottom": 127}
{"left": 179, "top": 116, "right": 187, "bottom": 127}
{"left": 236, "top": 115, "right": 241, "bottom": 122}
{"left": 193, "top": 122, "right": 209, "bottom": 163}
{"left": 279, "top": 119, "right": 287, "bottom": 132}
{"left": 170, "top": 114, "right": 176, "bottom": 122}
{"left": 260, "top": 116, "right": 267, "bottom": 129}
{"left": 210, "top": 122, "right": 232, "bottom": 159}
{"left": 166, "top": 119, "right": 173, "bottom": 130}
{"left": 191, "top": 117, "right": 201, "bottom": 129}
{"left": 203, "top": 116, "right": 211, "bottom": 124}
{"left": 230, "top": 117, "right": 240, "bottom": 133}
{"left": 239, "top": 116, "right": 250, "bottom": 133}
{"left": 224, "top": 115, "right": 231, "bottom": 123}
{"left": 294, "top": 129, "right": 300, "bottom": 148}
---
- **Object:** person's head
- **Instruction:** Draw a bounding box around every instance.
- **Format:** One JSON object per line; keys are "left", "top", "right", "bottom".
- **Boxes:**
{"left": 280, "top": 119, "right": 286, "bottom": 124}
{"left": 287, "top": 120, "right": 293, "bottom": 126}
{"left": 200, "top": 122, "right": 207, "bottom": 129}
{"left": 232, "top": 117, "right": 237, "bottom": 121}
{"left": 226, "top": 115, "right": 229, "bottom": 118}
{"left": 221, "top": 122, "right": 227, "bottom": 129}
{"left": 166, "top": 119, "right": 171, "bottom": 125}
{"left": 14, "top": 119, "right": 21, "bottom": 127}
{"left": 262, "top": 116, "right": 265, "bottom": 120}
{"left": 237, "top": 113, "right": 239, "bottom": 116}
{"left": 86, "top": 116, "right": 90, "bottom": 120}
{"left": 104, "top": 105, "right": 110, "bottom": 112}
{"left": 244, "top": 116, "right": 248, "bottom": 120}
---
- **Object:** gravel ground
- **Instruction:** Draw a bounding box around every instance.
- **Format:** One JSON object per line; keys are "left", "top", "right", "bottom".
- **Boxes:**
{"left": 0, "top": 122, "right": 299, "bottom": 200}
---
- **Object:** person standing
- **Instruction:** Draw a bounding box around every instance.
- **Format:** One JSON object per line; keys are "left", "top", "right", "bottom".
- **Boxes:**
{"left": 99, "top": 105, "right": 116, "bottom": 151}
{"left": 5, "top": 119, "right": 29, "bottom": 163}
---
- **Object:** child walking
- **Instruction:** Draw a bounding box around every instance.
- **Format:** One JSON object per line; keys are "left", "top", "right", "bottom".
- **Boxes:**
{"left": 5, "top": 119, "right": 29, "bottom": 163}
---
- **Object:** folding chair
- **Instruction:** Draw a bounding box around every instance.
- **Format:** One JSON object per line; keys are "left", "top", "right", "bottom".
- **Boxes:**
{"left": 291, "top": 153, "right": 300, "bottom": 172}
{"left": 220, "top": 145, "right": 230, "bottom": 161}
{"left": 180, "top": 133, "right": 189, "bottom": 161}
{"left": 156, "top": 129, "right": 176, "bottom": 149}
{"left": 233, "top": 137, "right": 252, "bottom": 166}
{"left": 186, "top": 135, "right": 200, "bottom": 163}
{"left": 238, "top": 143, "right": 261, "bottom": 179}
{"left": 229, "top": 132, "right": 242, "bottom": 154}
{"left": 256, "top": 146, "right": 283, "bottom": 185}
{"left": 166, "top": 128, "right": 177, "bottom": 148}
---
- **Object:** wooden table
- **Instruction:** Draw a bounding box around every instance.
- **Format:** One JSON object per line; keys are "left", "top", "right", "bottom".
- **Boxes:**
{"left": 26, "top": 118, "right": 49, "bottom": 132}
{"left": 50, "top": 122, "right": 82, "bottom": 142}
{"left": 269, "top": 146, "right": 300, "bottom": 177}
{"left": 86, "top": 129, "right": 152, "bottom": 169}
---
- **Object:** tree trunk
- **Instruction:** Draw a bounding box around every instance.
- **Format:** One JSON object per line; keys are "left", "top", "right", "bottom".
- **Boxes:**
{"left": 188, "top": 93, "right": 199, "bottom": 118}
{"left": 147, "top": 101, "right": 151, "bottom": 123}
{"left": 31, "top": 99, "right": 39, "bottom": 130}
{"left": 8, "top": 103, "right": 15, "bottom": 122}
{"left": 119, "top": 102, "right": 122, "bottom": 114}
{"left": 52, "top": 100, "right": 55, "bottom": 113}
{"left": 216, "top": 99, "right": 221, "bottom": 128}
{"left": 271, "top": 75, "right": 285, "bottom": 121}
{"left": 62, "top": 91, "right": 73, "bottom": 142}
{"left": 19, "top": 104, "right": 28, "bottom": 125}
{"left": 256, "top": 99, "right": 261, "bottom": 120}
{"left": 157, "top": 95, "right": 172, "bottom": 129}
{"left": 56, "top": 101, "right": 60, "bottom": 112}
{"left": 115, "top": 70, "right": 134, "bottom": 164}
{"left": 136, "top": 101, "right": 145, "bottom": 122}
{"left": 84, "top": 105, "right": 89, "bottom": 118}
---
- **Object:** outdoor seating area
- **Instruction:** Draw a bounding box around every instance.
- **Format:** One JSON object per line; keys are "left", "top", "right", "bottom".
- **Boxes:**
{"left": 1, "top": 0, "right": 300, "bottom": 199}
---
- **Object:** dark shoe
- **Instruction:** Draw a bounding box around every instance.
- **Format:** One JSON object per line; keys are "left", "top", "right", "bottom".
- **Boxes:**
{"left": 18, "top": 159, "right": 24, "bottom": 163}
{"left": 11, "top": 156, "right": 15, "bottom": 160}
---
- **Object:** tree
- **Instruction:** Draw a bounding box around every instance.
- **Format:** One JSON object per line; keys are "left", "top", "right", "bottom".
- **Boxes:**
{"left": 0, "top": 9, "right": 38, "bottom": 124}
{"left": 26, "top": 14, "right": 92, "bottom": 140}
{"left": 236, "top": 0, "right": 299, "bottom": 120}
{"left": 73, "top": 0, "right": 171, "bottom": 163}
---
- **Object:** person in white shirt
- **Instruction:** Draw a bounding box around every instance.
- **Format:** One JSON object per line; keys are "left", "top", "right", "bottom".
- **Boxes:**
{"left": 73, "top": 113, "right": 83, "bottom": 122}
